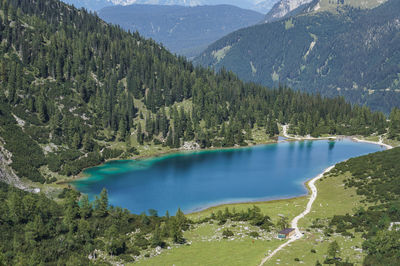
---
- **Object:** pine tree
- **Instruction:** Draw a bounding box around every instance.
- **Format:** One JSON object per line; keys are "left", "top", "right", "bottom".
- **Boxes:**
{"left": 82, "top": 133, "right": 94, "bottom": 152}
{"left": 328, "top": 240, "right": 340, "bottom": 258}
{"left": 170, "top": 218, "right": 185, "bottom": 244}
{"left": 94, "top": 188, "right": 109, "bottom": 217}
{"left": 137, "top": 123, "right": 144, "bottom": 145}
{"left": 37, "top": 97, "right": 49, "bottom": 123}
{"left": 72, "top": 132, "right": 81, "bottom": 149}
{"left": 151, "top": 225, "right": 164, "bottom": 248}
{"left": 79, "top": 194, "right": 92, "bottom": 219}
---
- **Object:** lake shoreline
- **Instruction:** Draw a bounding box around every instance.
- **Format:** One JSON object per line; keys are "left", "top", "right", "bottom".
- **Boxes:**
{"left": 59, "top": 138, "right": 278, "bottom": 184}
{"left": 188, "top": 137, "right": 392, "bottom": 216}
{"left": 68, "top": 137, "right": 389, "bottom": 215}
{"left": 63, "top": 135, "right": 348, "bottom": 184}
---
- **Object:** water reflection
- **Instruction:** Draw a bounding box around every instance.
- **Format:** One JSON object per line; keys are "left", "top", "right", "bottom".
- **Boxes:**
{"left": 74, "top": 140, "right": 384, "bottom": 214}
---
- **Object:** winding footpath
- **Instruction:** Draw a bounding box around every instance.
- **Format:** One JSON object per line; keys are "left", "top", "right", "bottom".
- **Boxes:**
{"left": 258, "top": 166, "right": 334, "bottom": 266}
{"left": 353, "top": 136, "right": 393, "bottom": 150}
{"left": 259, "top": 127, "right": 393, "bottom": 265}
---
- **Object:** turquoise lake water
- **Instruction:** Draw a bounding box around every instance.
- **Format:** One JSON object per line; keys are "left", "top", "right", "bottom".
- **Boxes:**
{"left": 73, "top": 139, "right": 384, "bottom": 215}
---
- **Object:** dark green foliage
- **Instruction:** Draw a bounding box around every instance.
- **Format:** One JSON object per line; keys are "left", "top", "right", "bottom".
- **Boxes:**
{"left": 326, "top": 148, "right": 400, "bottom": 265}
{"left": 204, "top": 206, "right": 274, "bottom": 231}
{"left": 249, "top": 231, "right": 260, "bottom": 238}
{"left": 328, "top": 240, "right": 340, "bottom": 258}
{"left": 0, "top": 103, "right": 46, "bottom": 183}
{"left": 195, "top": 0, "right": 400, "bottom": 113}
{"left": 388, "top": 108, "right": 400, "bottom": 140}
{"left": 0, "top": 0, "right": 390, "bottom": 185}
{"left": 222, "top": 229, "right": 234, "bottom": 238}
{"left": 0, "top": 183, "right": 183, "bottom": 265}
{"left": 363, "top": 231, "right": 400, "bottom": 266}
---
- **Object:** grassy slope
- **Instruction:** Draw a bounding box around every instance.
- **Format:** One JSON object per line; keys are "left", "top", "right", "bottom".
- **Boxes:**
{"left": 268, "top": 172, "right": 368, "bottom": 265}
{"left": 133, "top": 197, "right": 308, "bottom": 265}
{"left": 134, "top": 166, "right": 369, "bottom": 265}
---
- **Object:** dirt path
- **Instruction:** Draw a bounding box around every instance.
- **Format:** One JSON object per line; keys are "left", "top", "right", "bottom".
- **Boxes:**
{"left": 259, "top": 132, "right": 393, "bottom": 265}
{"left": 258, "top": 166, "right": 335, "bottom": 266}
{"left": 352, "top": 136, "right": 393, "bottom": 150}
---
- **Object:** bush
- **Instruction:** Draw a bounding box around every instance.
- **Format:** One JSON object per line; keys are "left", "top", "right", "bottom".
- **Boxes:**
{"left": 218, "top": 219, "right": 226, "bottom": 225}
{"left": 294, "top": 258, "right": 300, "bottom": 261}
{"left": 222, "top": 229, "right": 234, "bottom": 238}
{"left": 153, "top": 139, "right": 162, "bottom": 145}
{"left": 311, "top": 249, "right": 316, "bottom": 253}
{"left": 249, "top": 232, "right": 260, "bottom": 238}
{"left": 102, "top": 148, "right": 124, "bottom": 160}
{"left": 118, "top": 254, "right": 134, "bottom": 263}
{"left": 127, "top": 246, "right": 141, "bottom": 256}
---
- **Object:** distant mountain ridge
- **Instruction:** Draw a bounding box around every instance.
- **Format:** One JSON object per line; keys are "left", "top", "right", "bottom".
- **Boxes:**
{"left": 195, "top": 0, "right": 400, "bottom": 113}
{"left": 99, "top": 4, "right": 264, "bottom": 58}
{"left": 263, "top": 0, "right": 389, "bottom": 23}
{"left": 62, "top": 0, "right": 280, "bottom": 12}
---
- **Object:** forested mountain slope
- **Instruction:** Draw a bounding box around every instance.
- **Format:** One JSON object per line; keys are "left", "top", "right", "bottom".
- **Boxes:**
{"left": 195, "top": 0, "right": 400, "bottom": 113}
{"left": 0, "top": 0, "right": 391, "bottom": 188}
{"left": 98, "top": 4, "right": 264, "bottom": 58}
{"left": 0, "top": 0, "right": 399, "bottom": 264}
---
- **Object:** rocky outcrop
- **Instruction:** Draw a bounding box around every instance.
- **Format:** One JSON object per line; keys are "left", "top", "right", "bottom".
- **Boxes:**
{"left": 0, "top": 146, "right": 39, "bottom": 192}
{"left": 264, "top": 0, "right": 313, "bottom": 22}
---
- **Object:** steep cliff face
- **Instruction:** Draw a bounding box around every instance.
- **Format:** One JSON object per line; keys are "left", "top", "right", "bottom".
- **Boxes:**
{"left": 264, "top": 0, "right": 313, "bottom": 22}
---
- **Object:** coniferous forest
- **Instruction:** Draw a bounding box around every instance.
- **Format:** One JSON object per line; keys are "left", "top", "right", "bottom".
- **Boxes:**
{"left": 0, "top": 0, "right": 400, "bottom": 264}
{"left": 0, "top": 0, "right": 394, "bottom": 184}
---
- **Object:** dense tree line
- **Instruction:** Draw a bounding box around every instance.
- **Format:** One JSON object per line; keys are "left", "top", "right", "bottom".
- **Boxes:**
{"left": 0, "top": 183, "right": 191, "bottom": 264}
{"left": 0, "top": 0, "right": 390, "bottom": 183}
{"left": 324, "top": 148, "right": 400, "bottom": 265}
{"left": 388, "top": 108, "right": 400, "bottom": 140}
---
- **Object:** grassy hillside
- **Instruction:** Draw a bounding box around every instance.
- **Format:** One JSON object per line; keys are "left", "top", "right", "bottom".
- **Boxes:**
{"left": 195, "top": 0, "right": 400, "bottom": 113}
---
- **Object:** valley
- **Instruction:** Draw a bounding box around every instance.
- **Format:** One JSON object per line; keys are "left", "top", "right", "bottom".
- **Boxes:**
{"left": 0, "top": 0, "right": 399, "bottom": 265}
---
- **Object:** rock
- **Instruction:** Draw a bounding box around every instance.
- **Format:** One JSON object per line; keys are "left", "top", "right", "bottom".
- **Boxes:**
{"left": 181, "top": 141, "right": 200, "bottom": 151}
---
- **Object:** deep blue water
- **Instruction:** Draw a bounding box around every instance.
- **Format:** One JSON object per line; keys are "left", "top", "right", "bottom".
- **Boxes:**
{"left": 73, "top": 139, "right": 384, "bottom": 215}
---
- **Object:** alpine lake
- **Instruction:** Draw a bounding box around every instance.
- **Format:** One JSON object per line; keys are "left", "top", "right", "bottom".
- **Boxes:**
{"left": 73, "top": 139, "right": 384, "bottom": 215}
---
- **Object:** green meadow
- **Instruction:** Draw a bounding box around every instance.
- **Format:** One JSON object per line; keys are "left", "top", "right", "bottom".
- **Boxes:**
{"left": 134, "top": 168, "right": 368, "bottom": 265}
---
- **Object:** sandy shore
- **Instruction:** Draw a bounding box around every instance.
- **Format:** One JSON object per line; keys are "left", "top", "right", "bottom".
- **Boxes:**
{"left": 352, "top": 137, "right": 393, "bottom": 150}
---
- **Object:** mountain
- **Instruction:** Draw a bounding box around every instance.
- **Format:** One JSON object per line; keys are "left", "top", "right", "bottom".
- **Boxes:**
{"left": 0, "top": 0, "right": 388, "bottom": 187}
{"left": 0, "top": 0, "right": 398, "bottom": 264}
{"left": 195, "top": 0, "right": 400, "bottom": 113}
{"left": 264, "top": 0, "right": 313, "bottom": 23}
{"left": 62, "top": 0, "right": 280, "bottom": 12}
{"left": 99, "top": 4, "right": 264, "bottom": 58}
{"left": 62, "top": 0, "right": 113, "bottom": 10}
{"left": 264, "top": 0, "right": 389, "bottom": 22}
